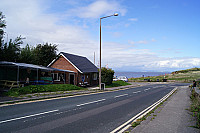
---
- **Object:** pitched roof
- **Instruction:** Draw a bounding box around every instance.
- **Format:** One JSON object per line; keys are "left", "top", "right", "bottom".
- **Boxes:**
{"left": 60, "top": 52, "right": 98, "bottom": 73}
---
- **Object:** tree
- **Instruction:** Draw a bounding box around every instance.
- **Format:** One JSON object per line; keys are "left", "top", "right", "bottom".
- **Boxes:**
{"left": 0, "top": 11, "right": 6, "bottom": 60}
{"left": 19, "top": 44, "right": 35, "bottom": 64}
{"left": 33, "top": 43, "right": 58, "bottom": 66}
{"left": 1, "top": 36, "right": 25, "bottom": 62}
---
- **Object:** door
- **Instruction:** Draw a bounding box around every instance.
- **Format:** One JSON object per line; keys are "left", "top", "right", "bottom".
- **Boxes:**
{"left": 70, "top": 74, "right": 75, "bottom": 85}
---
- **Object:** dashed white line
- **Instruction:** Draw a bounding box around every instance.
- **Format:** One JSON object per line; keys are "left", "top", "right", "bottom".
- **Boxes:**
{"left": 76, "top": 99, "right": 106, "bottom": 107}
{"left": 114, "top": 94, "right": 128, "bottom": 98}
{"left": 133, "top": 91, "right": 141, "bottom": 94}
{"left": 0, "top": 109, "right": 59, "bottom": 124}
{"left": 144, "top": 88, "right": 151, "bottom": 91}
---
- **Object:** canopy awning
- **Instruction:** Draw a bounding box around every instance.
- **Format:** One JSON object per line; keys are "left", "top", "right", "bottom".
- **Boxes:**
{"left": 0, "top": 61, "right": 75, "bottom": 73}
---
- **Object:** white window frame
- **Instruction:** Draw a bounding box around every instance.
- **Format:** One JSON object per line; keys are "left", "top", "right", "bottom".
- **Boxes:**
{"left": 52, "top": 73, "right": 60, "bottom": 81}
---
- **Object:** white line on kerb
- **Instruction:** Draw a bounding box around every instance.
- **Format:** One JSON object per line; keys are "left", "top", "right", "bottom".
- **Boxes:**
{"left": 110, "top": 87, "right": 177, "bottom": 133}
{"left": 76, "top": 99, "right": 106, "bottom": 107}
{"left": 133, "top": 91, "right": 141, "bottom": 94}
{"left": 0, "top": 109, "right": 59, "bottom": 124}
{"left": 114, "top": 94, "right": 128, "bottom": 98}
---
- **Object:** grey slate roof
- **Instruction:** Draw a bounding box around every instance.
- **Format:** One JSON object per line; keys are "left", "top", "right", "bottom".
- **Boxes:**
{"left": 60, "top": 52, "right": 98, "bottom": 73}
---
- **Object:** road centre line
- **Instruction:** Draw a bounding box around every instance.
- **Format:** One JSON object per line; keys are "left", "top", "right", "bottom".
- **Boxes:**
{"left": 0, "top": 109, "right": 59, "bottom": 124}
{"left": 114, "top": 94, "right": 128, "bottom": 98}
{"left": 111, "top": 87, "right": 177, "bottom": 133}
{"left": 76, "top": 99, "right": 106, "bottom": 107}
{"left": 144, "top": 88, "right": 151, "bottom": 91}
{"left": 133, "top": 91, "right": 141, "bottom": 94}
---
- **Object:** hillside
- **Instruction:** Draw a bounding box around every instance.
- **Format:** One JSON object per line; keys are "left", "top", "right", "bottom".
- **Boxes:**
{"left": 129, "top": 68, "right": 200, "bottom": 82}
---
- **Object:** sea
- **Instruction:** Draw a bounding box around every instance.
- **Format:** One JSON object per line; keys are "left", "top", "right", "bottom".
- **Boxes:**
{"left": 114, "top": 72, "right": 170, "bottom": 78}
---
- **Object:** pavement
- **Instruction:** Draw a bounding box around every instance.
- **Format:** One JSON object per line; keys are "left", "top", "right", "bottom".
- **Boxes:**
{"left": 131, "top": 86, "right": 199, "bottom": 133}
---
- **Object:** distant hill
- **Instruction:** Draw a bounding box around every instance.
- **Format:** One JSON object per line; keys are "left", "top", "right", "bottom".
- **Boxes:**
{"left": 129, "top": 67, "right": 200, "bottom": 82}
{"left": 172, "top": 67, "right": 200, "bottom": 74}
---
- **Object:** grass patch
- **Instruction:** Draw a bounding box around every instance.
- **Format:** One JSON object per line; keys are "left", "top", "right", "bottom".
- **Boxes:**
{"left": 105, "top": 80, "right": 131, "bottom": 88}
{"left": 4, "top": 84, "right": 83, "bottom": 97}
{"left": 190, "top": 90, "right": 200, "bottom": 129}
{"left": 131, "top": 121, "right": 141, "bottom": 128}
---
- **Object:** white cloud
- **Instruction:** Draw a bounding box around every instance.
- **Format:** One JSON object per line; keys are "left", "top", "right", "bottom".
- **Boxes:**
{"left": 128, "top": 40, "right": 135, "bottom": 45}
{"left": 138, "top": 40, "right": 148, "bottom": 44}
{"left": 1, "top": 0, "right": 200, "bottom": 72}
{"left": 129, "top": 18, "right": 138, "bottom": 21}
{"left": 67, "top": 0, "right": 127, "bottom": 18}
{"left": 144, "top": 58, "right": 200, "bottom": 71}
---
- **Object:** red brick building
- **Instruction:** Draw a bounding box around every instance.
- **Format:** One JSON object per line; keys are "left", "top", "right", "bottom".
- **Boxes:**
{"left": 48, "top": 52, "right": 98, "bottom": 86}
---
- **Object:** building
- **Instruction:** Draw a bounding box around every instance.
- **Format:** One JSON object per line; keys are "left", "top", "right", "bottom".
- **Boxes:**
{"left": 0, "top": 61, "right": 75, "bottom": 88}
{"left": 48, "top": 52, "right": 98, "bottom": 86}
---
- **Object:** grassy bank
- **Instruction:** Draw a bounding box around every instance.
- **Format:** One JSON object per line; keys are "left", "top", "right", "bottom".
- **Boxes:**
{"left": 105, "top": 80, "right": 131, "bottom": 88}
{"left": 5, "top": 84, "right": 83, "bottom": 97}
{"left": 190, "top": 89, "right": 200, "bottom": 129}
{"left": 129, "top": 68, "right": 200, "bottom": 82}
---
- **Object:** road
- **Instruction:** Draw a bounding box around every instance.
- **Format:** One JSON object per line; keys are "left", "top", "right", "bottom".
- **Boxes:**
{"left": 0, "top": 83, "right": 188, "bottom": 133}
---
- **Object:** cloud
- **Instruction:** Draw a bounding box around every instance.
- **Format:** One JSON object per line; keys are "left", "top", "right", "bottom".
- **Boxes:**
{"left": 128, "top": 40, "right": 148, "bottom": 45}
{"left": 128, "top": 40, "right": 135, "bottom": 45}
{"left": 145, "top": 58, "right": 200, "bottom": 70}
{"left": 138, "top": 40, "right": 148, "bottom": 44}
{"left": 129, "top": 18, "right": 138, "bottom": 21}
{"left": 1, "top": 0, "right": 200, "bottom": 72}
{"left": 67, "top": 0, "right": 127, "bottom": 18}
{"left": 111, "top": 32, "right": 122, "bottom": 38}
{"left": 128, "top": 38, "right": 156, "bottom": 45}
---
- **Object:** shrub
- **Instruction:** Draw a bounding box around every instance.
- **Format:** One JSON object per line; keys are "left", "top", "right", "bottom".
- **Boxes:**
{"left": 100, "top": 67, "right": 114, "bottom": 85}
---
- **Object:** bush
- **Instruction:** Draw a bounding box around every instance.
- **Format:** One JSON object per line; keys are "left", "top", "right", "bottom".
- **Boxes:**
{"left": 100, "top": 67, "right": 114, "bottom": 85}
{"left": 190, "top": 90, "right": 200, "bottom": 129}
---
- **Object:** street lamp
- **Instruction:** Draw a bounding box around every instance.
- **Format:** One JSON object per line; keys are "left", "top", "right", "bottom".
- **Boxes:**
{"left": 99, "top": 13, "right": 118, "bottom": 90}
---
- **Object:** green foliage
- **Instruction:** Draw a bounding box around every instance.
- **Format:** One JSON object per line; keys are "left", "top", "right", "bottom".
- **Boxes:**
{"left": 0, "top": 11, "right": 6, "bottom": 60}
{"left": 5, "top": 84, "right": 83, "bottom": 97}
{"left": 105, "top": 80, "right": 131, "bottom": 88}
{"left": 131, "top": 121, "right": 140, "bottom": 128}
{"left": 32, "top": 43, "right": 58, "bottom": 66}
{"left": 19, "top": 44, "right": 35, "bottom": 64}
{"left": 101, "top": 67, "right": 114, "bottom": 85}
{"left": 190, "top": 90, "right": 200, "bottom": 129}
{"left": 0, "top": 11, "right": 6, "bottom": 40}
{"left": 0, "top": 12, "right": 58, "bottom": 66}
{"left": 1, "top": 36, "right": 25, "bottom": 62}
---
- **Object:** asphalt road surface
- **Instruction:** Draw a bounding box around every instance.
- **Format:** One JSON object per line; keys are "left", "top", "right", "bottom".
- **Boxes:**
{"left": 0, "top": 83, "right": 189, "bottom": 133}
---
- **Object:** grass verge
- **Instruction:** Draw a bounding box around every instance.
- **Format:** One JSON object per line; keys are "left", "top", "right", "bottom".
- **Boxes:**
{"left": 4, "top": 84, "right": 83, "bottom": 97}
{"left": 190, "top": 89, "right": 200, "bottom": 129}
{"left": 105, "top": 81, "right": 131, "bottom": 88}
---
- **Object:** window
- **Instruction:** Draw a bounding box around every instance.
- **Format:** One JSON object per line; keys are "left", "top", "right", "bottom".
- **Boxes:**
{"left": 93, "top": 73, "right": 97, "bottom": 80}
{"left": 52, "top": 73, "right": 60, "bottom": 81}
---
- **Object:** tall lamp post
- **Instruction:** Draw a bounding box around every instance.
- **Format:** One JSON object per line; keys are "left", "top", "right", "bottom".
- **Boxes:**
{"left": 99, "top": 13, "right": 118, "bottom": 90}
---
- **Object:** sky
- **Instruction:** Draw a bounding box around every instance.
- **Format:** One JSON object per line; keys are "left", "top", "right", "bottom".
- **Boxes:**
{"left": 0, "top": 0, "right": 200, "bottom": 72}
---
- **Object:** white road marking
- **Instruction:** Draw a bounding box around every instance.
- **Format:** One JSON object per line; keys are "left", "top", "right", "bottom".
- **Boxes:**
{"left": 133, "top": 91, "right": 141, "bottom": 94}
{"left": 0, "top": 109, "right": 59, "bottom": 124}
{"left": 111, "top": 87, "right": 177, "bottom": 133}
{"left": 76, "top": 99, "right": 106, "bottom": 107}
{"left": 114, "top": 94, "right": 128, "bottom": 98}
{"left": 144, "top": 88, "right": 151, "bottom": 91}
